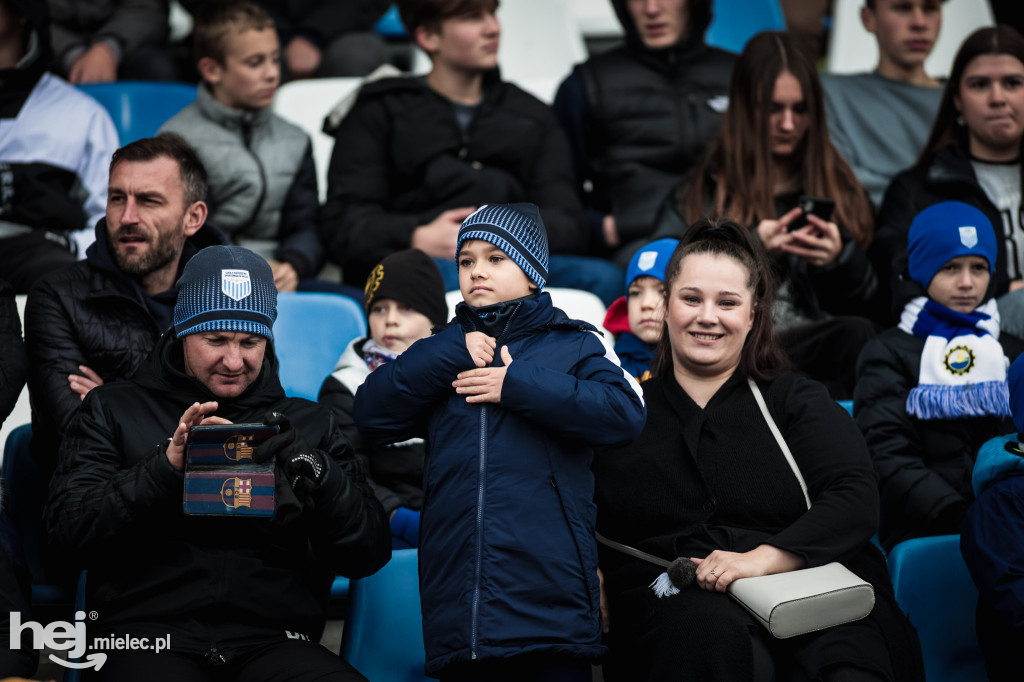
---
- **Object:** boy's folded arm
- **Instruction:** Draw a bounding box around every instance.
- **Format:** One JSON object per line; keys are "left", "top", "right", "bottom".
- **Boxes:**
{"left": 501, "top": 336, "right": 646, "bottom": 446}
{"left": 354, "top": 326, "right": 475, "bottom": 440}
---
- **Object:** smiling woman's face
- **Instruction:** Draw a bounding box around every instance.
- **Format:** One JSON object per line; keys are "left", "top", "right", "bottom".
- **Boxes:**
{"left": 667, "top": 252, "right": 755, "bottom": 382}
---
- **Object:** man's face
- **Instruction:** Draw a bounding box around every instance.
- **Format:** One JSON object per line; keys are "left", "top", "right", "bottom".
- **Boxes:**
{"left": 863, "top": 0, "right": 941, "bottom": 72}
{"left": 626, "top": 0, "right": 689, "bottom": 50}
{"left": 106, "top": 157, "right": 201, "bottom": 280}
{"left": 182, "top": 331, "right": 267, "bottom": 398}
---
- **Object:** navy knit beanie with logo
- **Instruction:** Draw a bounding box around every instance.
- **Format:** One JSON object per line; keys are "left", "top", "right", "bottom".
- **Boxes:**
{"left": 173, "top": 245, "right": 277, "bottom": 340}
{"left": 456, "top": 203, "right": 549, "bottom": 290}
{"left": 907, "top": 200, "right": 997, "bottom": 290}
{"left": 364, "top": 248, "right": 448, "bottom": 326}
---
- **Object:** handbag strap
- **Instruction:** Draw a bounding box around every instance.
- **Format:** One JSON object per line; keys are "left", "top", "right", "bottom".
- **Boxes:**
{"left": 747, "top": 377, "right": 811, "bottom": 510}
{"left": 595, "top": 532, "right": 671, "bottom": 569}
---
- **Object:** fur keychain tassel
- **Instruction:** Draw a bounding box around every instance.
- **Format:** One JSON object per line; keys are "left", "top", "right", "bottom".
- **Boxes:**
{"left": 649, "top": 557, "right": 698, "bottom": 598}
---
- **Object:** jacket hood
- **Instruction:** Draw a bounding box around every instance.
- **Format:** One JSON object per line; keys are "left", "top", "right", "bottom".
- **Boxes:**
{"left": 973, "top": 434, "right": 1024, "bottom": 497}
{"left": 611, "top": 0, "right": 713, "bottom": 53}
{"left": 0, "top": 0, "right": 53, "bottom": 117}
{"left": 132, "top": 329, "right": 287, "bottom": 421}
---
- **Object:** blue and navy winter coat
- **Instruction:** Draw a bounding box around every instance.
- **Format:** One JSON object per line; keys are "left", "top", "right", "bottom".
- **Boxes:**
{"left": 354, "top": 292, "right": 646, "bottom": 675}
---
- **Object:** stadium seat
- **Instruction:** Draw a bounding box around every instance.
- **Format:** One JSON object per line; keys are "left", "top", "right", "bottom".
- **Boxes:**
{"left": 837, "top": 400, "right": 854, "bottom": 416}
{"left": 77, "top": 81, "right": 197, "bottom": 145}
{"left": 273, "top": 292, "right": 367, "bottom": 401}
{"left": 827, "top": 0, "right": 994, "bottom": 77}
{"left": 375, "top": 4, "right": 406, "bottom": 38}
{"left": 1, "top": 424, "right": 74, "bottom": 603}
{"left": 886, "top": 535, "right": 987, "bottom": 682}
{"left": 341, "top": 548, "right": 430, "bottom": 682}
{"left": 705, "top": 0, "right": 786, "bottom": 54}
{"left": 271, "top": 77, "right": 363, "bottom": 203}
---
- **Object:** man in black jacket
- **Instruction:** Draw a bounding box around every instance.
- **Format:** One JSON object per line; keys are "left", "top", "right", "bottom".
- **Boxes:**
{"left": 553, "top": 0, "right": 736, "bottom": 268}
{"left": 322, "top": 0, "right": 623, "bottom": 305}
{"left": 45, "top": 245, "right": 390, "bottom": 681}
{"left": 25, "top": 135, "right": 227, "bottom": 491}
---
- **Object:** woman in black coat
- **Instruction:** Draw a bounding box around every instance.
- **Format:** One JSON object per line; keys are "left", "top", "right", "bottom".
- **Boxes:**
{"left": 593, "top": 220, "right": 923, "bottom": 681}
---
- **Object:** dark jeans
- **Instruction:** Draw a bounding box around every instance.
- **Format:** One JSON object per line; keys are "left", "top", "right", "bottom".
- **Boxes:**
{"left": 0, "top": 231, "right": 76, "bottom": 294}
{"left": 86, "top": 638, "right": 368, "bottom": 682}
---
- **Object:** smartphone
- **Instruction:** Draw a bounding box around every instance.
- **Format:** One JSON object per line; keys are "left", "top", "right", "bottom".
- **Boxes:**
{"left": 787, "top": 196, "right": 835, "bottom": 231}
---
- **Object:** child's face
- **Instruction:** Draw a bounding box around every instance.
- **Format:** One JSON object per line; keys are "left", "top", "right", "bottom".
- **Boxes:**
{"left": 418, "top": 6, "right": 500, "bottom": 74}
{"left": 205, "top": 27, "right": 280, "bottom": 111}
{"left": 458, "top": 239, "right": 535, "bottom": 307}
{"left": 927, "top": 255, "right": 990, "bottom": 313}
{"left": 368, "top": 298, "right": 434, "bottom": 354}
{"left": 627, "top": 275, "right": 666, "bottom": 344}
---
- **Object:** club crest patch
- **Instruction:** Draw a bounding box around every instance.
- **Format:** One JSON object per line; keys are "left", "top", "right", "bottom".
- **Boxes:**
{"left": 221, "top": 477, "right": 253, "bottom": 509}
{"left": 221, "top": 269, "right": 251, "bottom": 301}
{"left": 944, "top": 345, "right": 976, "bottom": 376}
{"left": 637, "top": 251, "right": 658, "bottom": 271}
{"left": 959, "top": 226, "right": 978, "bottom": 248}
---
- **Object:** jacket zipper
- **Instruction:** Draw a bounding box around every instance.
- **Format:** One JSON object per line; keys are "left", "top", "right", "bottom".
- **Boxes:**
{"left": 240, "top": 120, "right": 268, "bottom": 232}
{"left": 470, "top": 404, "right": 487, "bottom": 659}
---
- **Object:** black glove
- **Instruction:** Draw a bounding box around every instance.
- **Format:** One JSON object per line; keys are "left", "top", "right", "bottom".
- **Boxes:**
{"left": 256, "top": 412, "right": 329, "bottom": 497}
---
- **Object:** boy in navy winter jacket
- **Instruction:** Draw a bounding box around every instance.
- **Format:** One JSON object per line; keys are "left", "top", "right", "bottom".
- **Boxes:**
{"left": 353, "top": 203, "right": 646, "bottom": 680}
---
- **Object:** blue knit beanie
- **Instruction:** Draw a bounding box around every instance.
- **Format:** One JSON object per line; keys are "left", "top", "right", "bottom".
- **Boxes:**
{"left": 625, "top": 238, "right": 679, "bottom": 294}
{"left": 908, "top": 201, "right": 997, "bottom": 289}
{"left": 174, "top": 246, "right": 277, "bottom": 340}
{"left": 456, "top": 203, "right": 549, "bottom": 289}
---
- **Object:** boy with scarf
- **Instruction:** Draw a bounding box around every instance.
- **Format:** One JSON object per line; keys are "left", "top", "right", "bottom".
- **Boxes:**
{"left": 319, "top": 248, "right": 447, "bottom": 549}
{"left": 602, "top": 238, "right": 678, "bottom": 381}
{"left": 855, "top": 200, "right": 1024, "bottom": 551}
{"left": 353, "top": 203, "right": 646, "bottom": 681}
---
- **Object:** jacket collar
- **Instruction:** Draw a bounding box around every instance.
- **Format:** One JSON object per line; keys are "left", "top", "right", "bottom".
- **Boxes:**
{"left": 453, "top": 291, "right": 591, "bottom": 343}
{"left": 610, "top": 0, "right": 714, "bottom": 73}
{"left": 195, "top": 83, "right": 272, "bottom": 134}
{"left": 926, "top": 145, "right": 980, "bottom": 188}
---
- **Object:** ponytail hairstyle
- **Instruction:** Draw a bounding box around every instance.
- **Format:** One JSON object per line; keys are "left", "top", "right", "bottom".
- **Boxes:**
{"left": 652, "top": 218, "right": 790, "bottom": 380}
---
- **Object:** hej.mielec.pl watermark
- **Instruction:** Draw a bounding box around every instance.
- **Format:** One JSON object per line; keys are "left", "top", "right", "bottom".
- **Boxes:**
{"left": 9, "top": 610, "right": 170, "bottom": 671}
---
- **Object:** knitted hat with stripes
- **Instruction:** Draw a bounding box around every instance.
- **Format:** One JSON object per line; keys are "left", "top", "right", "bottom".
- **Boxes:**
{"left": 456, "top": 203, "right": 549, "bottom": 290}
{"left": 173, "top": 245, "right": 277, "bottom": 340}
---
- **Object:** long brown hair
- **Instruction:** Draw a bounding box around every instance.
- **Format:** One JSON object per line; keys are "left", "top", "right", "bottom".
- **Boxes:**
{"left": 652, "top": 218, "right": 790, "bottom": 380}
{"left": 682, "top": 32, "right": 873, "bottom": 247}
{"left": 919, "top": 25, "right": 1024, "bottom": 166}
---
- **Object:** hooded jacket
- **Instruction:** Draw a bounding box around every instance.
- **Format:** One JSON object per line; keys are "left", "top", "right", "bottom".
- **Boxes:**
{"left": 159, "top": 85, "right": 324, "bottom": 278}
{"left": 0, "top": 0, "right": 119, "bottom": 255}
{"left": 322, "top": 73, "right": 588, "bottom": 286}
{"left": 44, "top": 331, "right": 390, "bottom": 657}
{"left": 552, "top": 0, "right": 735, "bottom": 263}
{"left": 353, "top": 292, "right": 645, "bottom": 674}
{"left": 25, "top": 219, "right": 227, "bottom": 486}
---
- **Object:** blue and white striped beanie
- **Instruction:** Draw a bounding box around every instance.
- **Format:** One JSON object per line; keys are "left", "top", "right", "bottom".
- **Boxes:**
{"left": 173, "top": 246, "right": 277, "bottom": 340}
{"left": 456, "top": 203, "right": 549, "bottom": 289}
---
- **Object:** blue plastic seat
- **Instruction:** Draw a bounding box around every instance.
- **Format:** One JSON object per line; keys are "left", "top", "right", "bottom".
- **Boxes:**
{"left": 1, "top": 424, "right": 74, "bottom": 604}
{"left": 273, "top": 292, "right": 367, "bottom": 401}
{"left": 341, "top": 548, "right": 430, "bottom": 682}
{"left": 77, "top": 81, "right": 197, "bottom": 145}
{"left": 375, "top": 4, "right": 407, "bottom": 38}
{"left": 886, "top": 535, "right": 986, "bottom": 682}
{"left": 705, "top": 0, "right": 786, "bottom": 54}
{"left": 837, "top": 400, "right": 854, "bottom": 416}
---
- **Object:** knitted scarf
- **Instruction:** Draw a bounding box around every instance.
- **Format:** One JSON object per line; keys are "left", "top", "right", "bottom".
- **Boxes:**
{"left": 362, "top": 339, "right": 399, "bottom": 372}
{"left": 898, "top": 297, "right": 1010, "bottom": 419}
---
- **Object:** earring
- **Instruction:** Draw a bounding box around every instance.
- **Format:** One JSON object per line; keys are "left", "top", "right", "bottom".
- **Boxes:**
{"left": 957, "top": 114, "right": 966, "bottom": 127}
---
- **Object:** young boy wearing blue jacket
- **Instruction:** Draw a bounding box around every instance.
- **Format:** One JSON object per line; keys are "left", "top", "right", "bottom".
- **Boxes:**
{"left": 353, "top": 203, "right": 646, "bottom": 681}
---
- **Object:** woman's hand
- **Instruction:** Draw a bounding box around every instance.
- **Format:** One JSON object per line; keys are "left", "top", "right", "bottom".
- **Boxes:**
{"left": 691, "top": 545, "right": 805, "bottom": 593}
{"left": 783, "top": 214, "right": 843, "bottom": 267}
{"left": 755, "top": 207, "right": 803, "bottom": 256}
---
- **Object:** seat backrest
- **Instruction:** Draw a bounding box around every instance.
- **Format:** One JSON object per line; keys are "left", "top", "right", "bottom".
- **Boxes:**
{"left": 827, "top": 0, "right": 994, "bottom": 76}
{"left": 341, "top": 548, "right": 431, "bottom": 682}
{"left": 886, "top": 534, "right": 987, "bottom": 682}
{"left": 77, "top": 81, "right": 197, "bottom": 145}
{"left": 273, "top": 292, "right": 367, "bottom": 401}
{"left": 705, "top": 0, "right": 787, "bottom": 54}
{"left": 271, "top": 77, "right": 363, "bottom": 203}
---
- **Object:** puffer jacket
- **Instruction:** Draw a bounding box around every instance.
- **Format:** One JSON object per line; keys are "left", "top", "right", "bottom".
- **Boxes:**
{"left": 353, "top": 292, "right": 646, "bottom": 675}
{"left": 553, "top": 0, "right": 735, "bottom": 264}
{"left": 25, "top": 219, "right": 227, "bottom": 486}
{"left": 854, "top": 326, "right": 1023, "bottom": 549}
{"left": 0, "top": 278, "right": 26, "bottom": 426}
{"left": 159, "top": 85, "right": 324, "bottom": 278}
{"left": 44, "top": 331, "right": 390, "bottom": 657}
{"left": 319, "top": 336, "right": 426, "bottom": 517}
{"left": 322, "top": 73, "right": 587, "bottom": 286}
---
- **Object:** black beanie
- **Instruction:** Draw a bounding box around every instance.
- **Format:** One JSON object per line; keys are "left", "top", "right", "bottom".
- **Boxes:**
{"left": 364, "top": 249, "right": 448, "bottom": 326}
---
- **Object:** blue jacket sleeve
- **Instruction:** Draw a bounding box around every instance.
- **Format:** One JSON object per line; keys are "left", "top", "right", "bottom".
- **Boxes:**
{"left": 962, "top": 474, "right": 1024, "bottom": 627}
{"left": 499, "top": 331, "right": 646, "bottom": 447}
{"left": 353, "top": 325, "right": 476, "bottom": 443}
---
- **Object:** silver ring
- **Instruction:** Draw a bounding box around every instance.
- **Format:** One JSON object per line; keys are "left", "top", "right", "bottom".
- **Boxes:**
{"left": 710, "top": 569, "right": 716, "bottom": 576}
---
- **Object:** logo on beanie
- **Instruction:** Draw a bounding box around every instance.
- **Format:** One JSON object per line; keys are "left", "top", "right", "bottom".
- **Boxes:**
{"left": 959, "top": 226, "right": 978, "bottom": 248}
{"left": 944, "top": 345, "right": 976, "bottom": 376}
{"left": 365, "top": 264, "right": 384, "bottom": 306}
{"left": 637, "top": 251, "right": 658, "bottom": 271}
{"left": 221, "top": 269, "right": 251, "bottom": 301}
